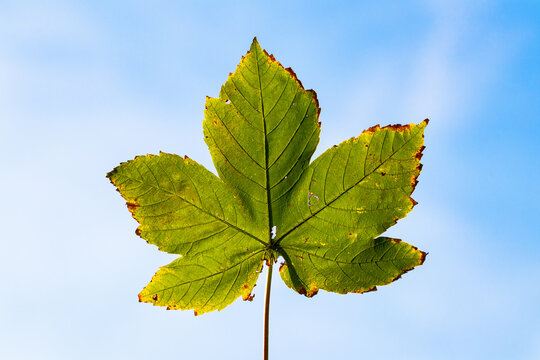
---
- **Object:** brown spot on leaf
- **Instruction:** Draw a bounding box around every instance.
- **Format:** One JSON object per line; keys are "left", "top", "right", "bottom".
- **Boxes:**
{"left": 360, "top": 286, "right": 377, "bottom": 293}
{"left": 264, "top": 51, "right": 276, "bottom": 63}
{"left": 213, "top": 120, "right": 218, "bottom": 125}
{"left": 279, "top": 262, "right": 286, "bottom": 272}
{"left": 152, "top": 294, "right": 158, "bottom": 301}
{"left": 285, "top": 67, "right": 304, "bottom": 88}
{"left": 193, "top": 310, "right": 199, "bottom": 316}
{"left": 126, "top": 201, "right": 139, "bottom": 212}
{"left": 362, "top": 123, "right": 416, "bottom": 135}
{"left": 418, "top": 249, "right": 428, "bottom": 265}
{"left": 386, "top": 123, "right": 412, "bottom": 131}
{"left": 415, "top": 146, "right": 426, "bottom": 160}
{"left": 297, "top": 284, "right": 318, "bottom": 297}
{"left": 381, "top": 171, "right": 386, "bottom": 176}
{"left": 135, "top": 227, "right": 142, "bottom": 236}
{"left": 243, "top": 293, "right": 255, "bottom": 302}
{"left": 365, "top": 124, "right": 380, "bottom": 133}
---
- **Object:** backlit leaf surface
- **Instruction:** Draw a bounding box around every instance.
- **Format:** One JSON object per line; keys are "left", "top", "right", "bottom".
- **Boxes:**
{"left": 107, "top": 38, "right": 427, "bottom": 314}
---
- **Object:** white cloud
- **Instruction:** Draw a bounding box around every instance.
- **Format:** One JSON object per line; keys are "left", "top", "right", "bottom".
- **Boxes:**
{"left": 334, "top": 0, "right": 517, "bottom": 141}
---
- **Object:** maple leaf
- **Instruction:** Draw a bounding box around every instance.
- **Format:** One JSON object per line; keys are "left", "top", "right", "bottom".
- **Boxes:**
{"left": 107, "top": 38, "right": 427, "bottom": 315}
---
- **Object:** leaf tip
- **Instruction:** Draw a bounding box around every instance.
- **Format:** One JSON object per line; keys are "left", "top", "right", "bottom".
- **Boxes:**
{"left": 250, "top": 36, "right": 262, "bottom": 52}
{"left": 391, "top": 247, "right": 427, "bottom": 283}
{"left": 419, "top": 250, "right": 428, "bottom": 265}
{"left": 105, "top": 170, "right": 114, "bottom": 181}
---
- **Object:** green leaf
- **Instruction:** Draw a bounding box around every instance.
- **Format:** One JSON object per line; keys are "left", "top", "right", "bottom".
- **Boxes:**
{"left": 275, "top": 121, "right": 427, "bottom": 295}
{"left": 279, "top": 237, "right": 425, "bottom": 297}
{"left": 107, "top": 153, "right": 265, "bottom": 314}
{"left": 203, "top": 39, "right": 321, "bottom": 240}
{"left": 107, "top": 38, "right": 427, "bottom": 314}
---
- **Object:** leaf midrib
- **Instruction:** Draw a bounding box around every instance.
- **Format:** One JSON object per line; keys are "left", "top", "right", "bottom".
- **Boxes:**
{"left": 280, "top": 245, "right": 419, "bottom": 265}
{"left": 254, "top": 44, "right": 274, "bottom": 246}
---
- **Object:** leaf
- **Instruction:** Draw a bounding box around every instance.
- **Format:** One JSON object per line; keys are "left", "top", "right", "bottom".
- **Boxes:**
{"left": 107, "top": 38, "right": 427, "bottom": 314}
{"left": 203, "top": 39, "right": 321, "bottom": 237}
{"left": 276, "top": 121, "right": 427, "bottom": 296}
{"left": 107, "top": 153, "right": 265, "bottom": 314}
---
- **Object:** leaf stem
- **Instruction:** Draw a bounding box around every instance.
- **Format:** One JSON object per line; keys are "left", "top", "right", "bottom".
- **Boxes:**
{"left": 263, "top": 263, "right": 273, "bottom": 360}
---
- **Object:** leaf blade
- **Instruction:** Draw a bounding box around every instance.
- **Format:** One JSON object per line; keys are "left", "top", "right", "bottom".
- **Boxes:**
{"left": 203, "top": 38, "right": 321, "bottom": 240}
{"left": 279, "top": 237, "right": 425, "bottom": 296}
{"left": 275, "top": 121, "right": 427, "bottom": 295}
{"left": 277, "top": 120, "right": 427, "bottom": 246}
{"left": 140, "top": 247, "right": 265, "bottom": 314}
{"left": 107, "top": 153, "right": 266, "bottom": 254}
{"left": 107, "top": 153, "right": 267, "bottom": 313}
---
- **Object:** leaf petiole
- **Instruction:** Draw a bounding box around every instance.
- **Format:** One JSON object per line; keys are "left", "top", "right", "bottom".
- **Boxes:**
{"left": 264, "top": 263, "right": 273, "bottom": 360}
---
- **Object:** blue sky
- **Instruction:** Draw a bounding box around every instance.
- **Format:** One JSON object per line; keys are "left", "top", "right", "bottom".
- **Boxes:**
{"left": 1, "top": 1, "right": 539, "bottom": 359}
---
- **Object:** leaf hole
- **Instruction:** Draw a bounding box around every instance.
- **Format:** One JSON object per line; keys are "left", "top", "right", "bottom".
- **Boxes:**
{"left": 308, "top": 191, "right": 319, "bottom": 206}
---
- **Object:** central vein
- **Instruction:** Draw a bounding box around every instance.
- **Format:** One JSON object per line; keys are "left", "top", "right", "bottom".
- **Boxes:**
{"left": 254, "top": 45, "right": 274, "bottom": 246}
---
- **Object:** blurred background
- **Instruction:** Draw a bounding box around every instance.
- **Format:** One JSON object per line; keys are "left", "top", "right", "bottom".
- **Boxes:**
{"left": 1, "top": 1, "right": 539, "bottom": 359}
